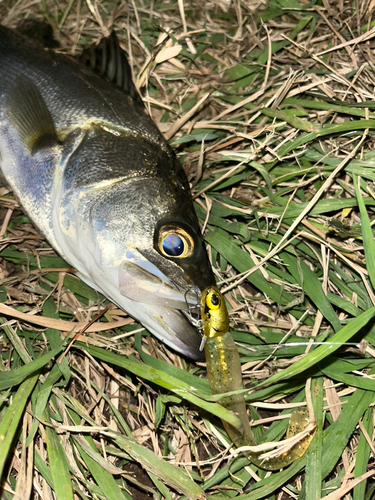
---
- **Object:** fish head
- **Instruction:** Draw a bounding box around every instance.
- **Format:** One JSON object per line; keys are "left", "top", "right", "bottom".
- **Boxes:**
{"left": 60, "top": 127, "right": 214, "bottom": 359}
{"left": 100, "top": 180, "right": 213, "bottom": 359}
{"left": 92, "top": 179, "right": 213, "bottom": 359}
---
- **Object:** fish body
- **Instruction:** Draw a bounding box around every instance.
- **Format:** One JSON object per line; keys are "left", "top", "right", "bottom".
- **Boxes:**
{"left": 0, "top": 25, "right": 214, "bottom": 359}
{"left": 201, "top": 286, "right": 315, "bottom": 469}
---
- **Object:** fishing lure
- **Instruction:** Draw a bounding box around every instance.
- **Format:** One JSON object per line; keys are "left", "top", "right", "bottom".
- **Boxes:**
{"left": 201, "top": 286, "right": 316, "bottom": 470}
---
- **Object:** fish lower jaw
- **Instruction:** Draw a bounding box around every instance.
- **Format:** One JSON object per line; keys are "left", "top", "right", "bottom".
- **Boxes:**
{"left": 76, "top": 272, "right": 204, "bottom": 360}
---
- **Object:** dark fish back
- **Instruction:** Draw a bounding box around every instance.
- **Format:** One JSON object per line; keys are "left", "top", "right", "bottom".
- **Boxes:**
{"left": 0, "top": 25, "right": 166, "bottom": 151}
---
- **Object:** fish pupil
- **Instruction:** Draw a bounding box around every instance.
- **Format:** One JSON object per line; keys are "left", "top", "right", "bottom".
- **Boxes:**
{"left": 162, "top": 234, "right": 184, "bottom": 257}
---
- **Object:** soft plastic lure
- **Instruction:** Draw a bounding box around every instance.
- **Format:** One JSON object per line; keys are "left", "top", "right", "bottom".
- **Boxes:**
{"left": 201, "top": 286, "right": 315, "bottom": 470}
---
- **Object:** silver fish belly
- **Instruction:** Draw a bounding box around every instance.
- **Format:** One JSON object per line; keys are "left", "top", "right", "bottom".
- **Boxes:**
{"left": 0, "top": 26, "right": 214, "bottom": 359}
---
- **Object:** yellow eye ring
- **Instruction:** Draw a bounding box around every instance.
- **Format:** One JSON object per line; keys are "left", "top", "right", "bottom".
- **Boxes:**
{"left": 158, "top": 225, "right": 194, "bottom": 259}
{"left": 207, "top": 292, "right": 221, "bottom": 311}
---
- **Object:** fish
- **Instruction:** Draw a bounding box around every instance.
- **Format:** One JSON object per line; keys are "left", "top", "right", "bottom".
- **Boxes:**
{"left": 201, "top": 286, "right": 316, "bottom": 469}
{"left": 0, "top": 25, "right": 215, "bottom": 359}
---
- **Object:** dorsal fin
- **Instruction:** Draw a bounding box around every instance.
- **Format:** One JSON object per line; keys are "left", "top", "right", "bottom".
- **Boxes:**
{"left": 6, "top": 76, "right": 59, "bottom": 154}
{"left": 80, "top": 32, "right": 143, "bottom": 106}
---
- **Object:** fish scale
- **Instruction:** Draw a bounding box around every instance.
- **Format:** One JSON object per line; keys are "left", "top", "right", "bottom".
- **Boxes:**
{"left": 0, "top": 29, "right": 163, "bottom": 143}
{"left": 0, "top": 25, "right": 214, "bottom": 359}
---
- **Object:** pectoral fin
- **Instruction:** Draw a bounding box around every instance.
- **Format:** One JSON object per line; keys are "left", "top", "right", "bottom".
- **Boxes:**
{"left": 6, "top": 76, "right": 59, "bottom": 154}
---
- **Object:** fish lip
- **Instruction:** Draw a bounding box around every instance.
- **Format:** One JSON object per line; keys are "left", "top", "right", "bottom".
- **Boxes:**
{"left": 146, "top": 298, "right": 205, "bottom": 360}
{"left": 117, "top": 249, "right": 205, "bottom": 358}
{"left": 144, "top": 303, "right": 205, "bottom": 360}
{"left": 118, "top": 249, "right": 201, "bottom": 311}
{"left": 76, "top": 249, "right": 205, "bottom": 358}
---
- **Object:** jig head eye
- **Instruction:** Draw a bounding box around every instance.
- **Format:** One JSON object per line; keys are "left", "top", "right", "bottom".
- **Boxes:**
{"left": 206, "top": 291, "right": 221, "bottom": 311}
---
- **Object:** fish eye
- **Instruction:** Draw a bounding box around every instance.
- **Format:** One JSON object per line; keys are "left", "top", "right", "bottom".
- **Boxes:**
{"left": 162, "top": 233, "right": 184, "bottom": 257}
{"left": 207, "top": 292, "right": 220, "bottom": 310}
{"left": 158, "top": 225, "right": 194, "bottom": 259}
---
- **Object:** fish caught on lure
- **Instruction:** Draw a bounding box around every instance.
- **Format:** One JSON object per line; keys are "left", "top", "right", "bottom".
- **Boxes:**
{"left": 0, "top": 25, "right": 215, "bottom": 359}
{"left": 201, "top": 286, "right": 316, "bottom": 470}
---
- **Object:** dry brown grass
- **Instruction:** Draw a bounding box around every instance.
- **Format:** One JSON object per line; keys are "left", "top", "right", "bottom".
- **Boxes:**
{"left": 2, "top": 0, "right": 375, "bottom": 499}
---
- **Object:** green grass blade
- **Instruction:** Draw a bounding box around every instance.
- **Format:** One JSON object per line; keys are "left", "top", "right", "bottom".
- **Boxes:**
{"left": 353, "top": 407, "right": 373, "bottom": 500}
{"left": 44, "top": 409, "right": 74, "bottom": 500}
{"left": 229, "top": 460, "right": 305, "bottom": 499}
{"left": 205, "top": 230, "right": 293, "bottom": 305}
{"left": 103, "top": 430, "right": 205, "bottom": 500}
{"left": 267, "top": 120, "right": 375, "bottom": 171}
{"left": 134, "top": 333, "right": 210, "bottom": 394}
{"left": 74, "top": 440, "right": 129, "bottom": 500}
{"left": 148, "top": 472, "right": 172, "bottom": 500}
{"left": 320, "top": 366, "right": 375, "bottom": 391}
{"left": 82, "top": 344, "right": 242, "bottom": 428}
{"left": 281, "top": 253, "right": 341, "bottom": 332}
{"left": 353, "top": 173, "right": 375, "bottom": 291}
{"left": 321, "top": 377, "right": 375, "bottom": 480}
{"left": 304, "top": 377, "right": 324, "bottom": 499}
{"left": 255, "top": 306, "right": 375, "bottom": 389}
{"left": 34, "top": 450, "right": 54, "bottom": 488}
{"left": 0, "top": 346, "right": 62, "bottom": 391}
{"left": 0, "top": 373, "right": 39, "bottom": 478}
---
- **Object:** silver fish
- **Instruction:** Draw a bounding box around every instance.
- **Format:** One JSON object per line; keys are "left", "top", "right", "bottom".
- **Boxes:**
{"left": 0, "top": 26, "right": 214, "bottom": 359}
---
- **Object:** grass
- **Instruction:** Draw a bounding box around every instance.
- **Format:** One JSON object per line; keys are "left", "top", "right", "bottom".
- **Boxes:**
{"left": 1, "top": 0, "right": 375, "bottom": 498}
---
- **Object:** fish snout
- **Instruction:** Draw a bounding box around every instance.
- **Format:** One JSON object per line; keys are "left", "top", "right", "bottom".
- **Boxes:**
{"left": 118, "top": 253, "right": 207, "bottom": 359}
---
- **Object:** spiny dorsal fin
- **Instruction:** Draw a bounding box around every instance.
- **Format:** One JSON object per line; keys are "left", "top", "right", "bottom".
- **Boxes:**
{"left": 80, "top": 32, "right": 143, "bottom": 106}
{"left": 6, "top": 76, "right": 59, "bottom": 154}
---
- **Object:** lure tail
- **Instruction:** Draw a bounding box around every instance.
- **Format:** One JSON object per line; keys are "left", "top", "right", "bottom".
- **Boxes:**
{"left": 202, "top": 287, "right": 316, "bottom": 470}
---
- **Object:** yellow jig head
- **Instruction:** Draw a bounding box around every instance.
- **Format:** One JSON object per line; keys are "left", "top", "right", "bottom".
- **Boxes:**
{"left": 200, "top": 286, "right": 229, "bottom": 339}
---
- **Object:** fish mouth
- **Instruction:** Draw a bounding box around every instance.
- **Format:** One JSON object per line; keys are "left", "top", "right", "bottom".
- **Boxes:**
{"left": 138, "top": 304, "right": 204, "bottom": 360}
{"left": 118, "top": 248, "right": 204, "bottom": 360}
